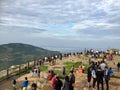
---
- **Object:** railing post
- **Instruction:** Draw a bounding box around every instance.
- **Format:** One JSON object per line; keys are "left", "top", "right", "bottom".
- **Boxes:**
{"left": 34, "top": 59, "right": 35, "bottom": 66}
{"left": 7, "top": 68, "right": 9, "bottom": 80}
{"left": 28, "top": 61, "right": 29, "bottom": 69}
{"left": 19, "top": 65, "right": 21, "bottom": 77}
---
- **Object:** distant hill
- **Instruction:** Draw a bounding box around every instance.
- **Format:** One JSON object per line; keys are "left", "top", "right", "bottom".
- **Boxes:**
{"left": 0, "top": 43, "right": 60, "bottom": 71}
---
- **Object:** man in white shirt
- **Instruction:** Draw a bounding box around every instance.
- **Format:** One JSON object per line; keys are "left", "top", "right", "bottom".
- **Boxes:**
{"left": 100, "top": 61, "right": 106, "bottom": 71}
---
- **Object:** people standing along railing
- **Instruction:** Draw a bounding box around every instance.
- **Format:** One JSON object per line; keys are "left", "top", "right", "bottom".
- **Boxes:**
{"left": 0, "top": 53, "right": 62, "bottom": 82}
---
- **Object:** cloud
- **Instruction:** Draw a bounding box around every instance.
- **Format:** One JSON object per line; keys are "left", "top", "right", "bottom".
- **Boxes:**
{"left": 71, "top": 19, "right": 120, "bottom": 39}
{"left": 0, "top": 0, "right": 120, "bottom": 49}
{"left": 0, "top": 25, "right": 46, "bottom": 33}
{"left": 0, "top": 0, "right": 120, "bottom": 25}
{"left": 72, "top": 20, "right": 120, "bottom": 31}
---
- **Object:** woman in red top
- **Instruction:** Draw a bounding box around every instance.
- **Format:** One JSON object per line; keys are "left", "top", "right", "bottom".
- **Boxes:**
{"left": 47, "top": 70, "right": 52, "bottom": 80}
{"left": 51, "top": 75, "right": 57, "bottom": 89}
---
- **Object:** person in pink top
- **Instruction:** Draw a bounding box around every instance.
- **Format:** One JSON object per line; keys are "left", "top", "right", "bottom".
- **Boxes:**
{"left": 51, "top": 74, "right": 57, "bottom": 89}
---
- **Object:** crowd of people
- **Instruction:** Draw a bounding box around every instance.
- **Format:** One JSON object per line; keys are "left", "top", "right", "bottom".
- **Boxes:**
{"left": 46, "top": 69, "right": 75, "bottom": 90}
{"left": 11, "top": 49, "right": 119, "bottom": 90}
{"left": 87, "top": 60, "right": 114, "bottom": 90}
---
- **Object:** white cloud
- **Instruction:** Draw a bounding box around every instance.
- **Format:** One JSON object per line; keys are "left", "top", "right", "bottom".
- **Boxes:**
{"left": 72, "top": 21, "right": 120, "bottom": 32}
{"left": 0, "top": 0, "right": 120, "bottom": 24}
{"left": 0, "top": 0, "right": 120, "bottom": 49}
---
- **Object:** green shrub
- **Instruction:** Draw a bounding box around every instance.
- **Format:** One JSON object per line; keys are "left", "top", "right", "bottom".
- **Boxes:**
{"left": 54, "top": 70, "right": 64, "bottom": 79}
{"left": 40, "top": 66, "right": 48, "bottom": 71}
{"left": 63, "top": 61, "right": 83, "bottom": 74}
{"left": 84, "top": 64, "right": 89, "bottom": 73}
{"left": 74, "top": 62, "right": 82, "bottom": 68}
{"left": 64, "top": 62, "right": 74, "bottom": 74}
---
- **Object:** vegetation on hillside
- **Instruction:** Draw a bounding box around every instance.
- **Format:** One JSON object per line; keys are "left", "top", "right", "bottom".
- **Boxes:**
{"left": 0, "top": 43, "right": 60, "bottom": 71}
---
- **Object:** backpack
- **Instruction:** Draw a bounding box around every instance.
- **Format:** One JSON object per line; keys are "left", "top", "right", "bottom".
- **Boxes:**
{"left": 104, "top": 70, "right": 110, "bottom": 80}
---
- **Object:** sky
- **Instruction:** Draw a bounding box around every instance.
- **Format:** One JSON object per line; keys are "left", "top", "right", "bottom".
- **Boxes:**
{"left": 0, "top": 0, "right": 120, "bottom": 51}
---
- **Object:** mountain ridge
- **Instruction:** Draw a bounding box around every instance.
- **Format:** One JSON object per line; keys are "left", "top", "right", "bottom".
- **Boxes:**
{"left": 0, "top": 43, "right": 60, "bottom": 71}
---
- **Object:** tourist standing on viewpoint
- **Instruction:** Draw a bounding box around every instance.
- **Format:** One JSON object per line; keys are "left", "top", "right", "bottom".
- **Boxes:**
{"left": 87, "top": 67, "right": 92, "bottom": 88}
{"left": 96, "top": 67, "right": 104, "bottom": 90}
{"left": 47, "top": 70, "right": 52, "bottom": 80}
{"left": 37, "top": 68, "right": 40, "bottom": 78}
{"left": 91, "top": 68, "right": 97, "bottom": 90}
{"left": 22, "top": 77, "right": 28, "bottom": 90}
{"left": 31, "top": 83, "right": 37, "bottom": 90}
{"left": 51, "top": 74, "right": 57, "bottom": 89}
{"left": 69, "top": 71, "right": 75, "bottom": 90}
{"left": 104, "top": 66, "right": 110, "bottom": 90}
{"left": 117, "top": 62, "right": 120, "bottom": 72}
{"left": 12, "top": 79, "right": 17, "bottom": 88}
{"left": 70, "top": 65, "right": 74, "bottom": 72}
{"left": 62, "top": 67, "right": 66, "bottom": 76}
{"left": 100, "top": 61, "right": 106, "bottom": 71}
{"left": 62, "top": 75, "right": 70, "bottom": 90}
{"left": 54, "top": 76, "right": 63, "bottom": 90}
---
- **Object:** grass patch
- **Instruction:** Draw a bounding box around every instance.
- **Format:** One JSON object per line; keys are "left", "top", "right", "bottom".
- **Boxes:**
{"left": 84, "top": 64, "right": 89, "bottom": 73}
{"left": 40, "top": 66, "right": 48, "bottom": 71}
{"left": 54, "top": 66, "right": 61, "bottom": 69}
{"left": 63, "top": 61, "right": 83, "bottom": 74}
{"left": 64, "top": 62, "right": 74, "bottom": 74}
{"left": 64, "top": 62, "right": 74, "bottom": 66}
{"left": 54, "top": 70, "right": 64, "bottom": 79}
{"left": 55, "top": 62, "right": 84, "bottom": 79}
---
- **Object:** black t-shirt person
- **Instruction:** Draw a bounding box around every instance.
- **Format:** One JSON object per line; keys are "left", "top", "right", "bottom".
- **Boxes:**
{"left": 54, "top": 77, "right": 63, "bottom": 90}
